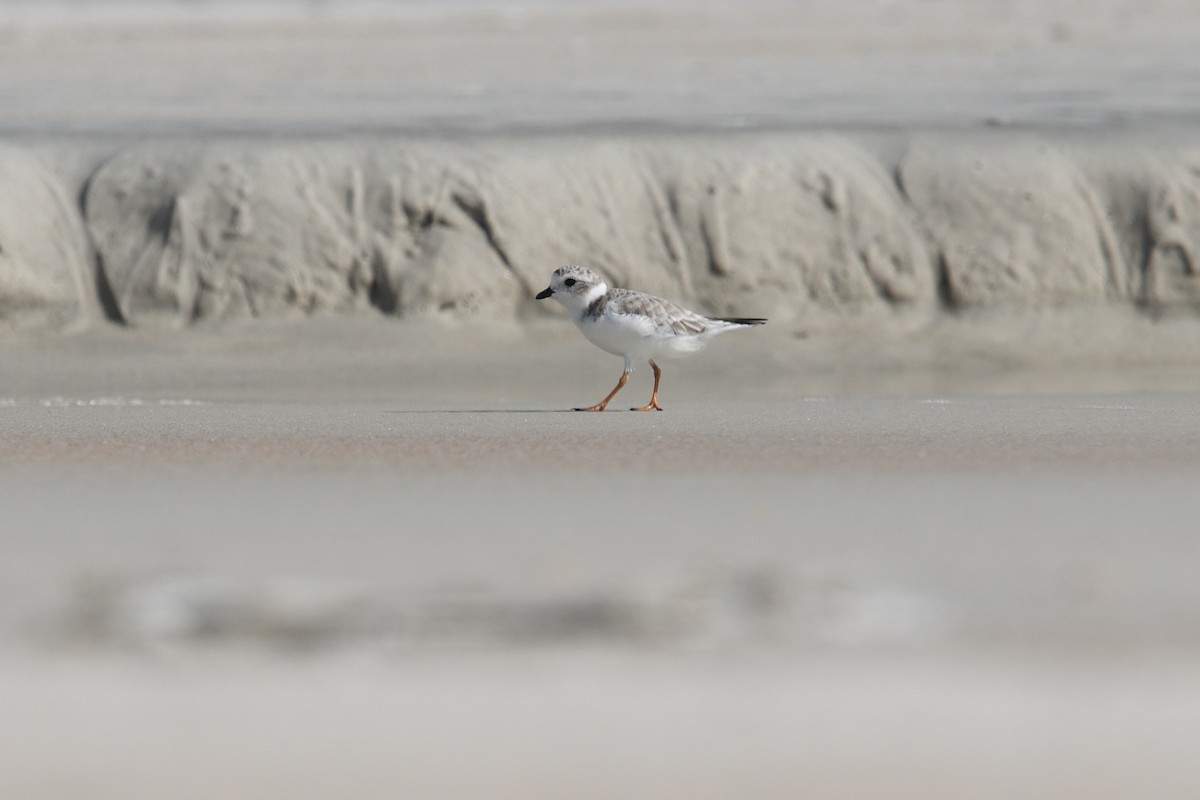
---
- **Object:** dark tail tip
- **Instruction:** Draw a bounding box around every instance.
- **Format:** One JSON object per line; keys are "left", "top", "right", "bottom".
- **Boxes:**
{"left": 713, "top": 317, "right": 767, "bottom": 326}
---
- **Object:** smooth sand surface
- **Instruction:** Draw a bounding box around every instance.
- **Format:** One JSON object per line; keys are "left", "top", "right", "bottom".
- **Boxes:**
{"left": 2, "top": 651, "right": 1198, "bottom": 800}
{"left": 3, "top": 320, "right": 1200, "bottom": 799}
{"left": 5, "top": 0, "right": 1200, "bottom": 134}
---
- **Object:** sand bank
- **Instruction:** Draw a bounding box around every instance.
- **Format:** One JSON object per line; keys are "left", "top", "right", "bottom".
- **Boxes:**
{"left": 4, "top": 132, "right": 1200, "bottom": 334}
{"left": 4, "top": 1, "right": 1200, "bottom": 335}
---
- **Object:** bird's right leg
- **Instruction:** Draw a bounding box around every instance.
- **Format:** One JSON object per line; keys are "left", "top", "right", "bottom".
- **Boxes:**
{"left": 631, "top": 360, "right": 663, "bottom": 411}
{"left": 576, "top": 358, "right": 631, "bottom": 412}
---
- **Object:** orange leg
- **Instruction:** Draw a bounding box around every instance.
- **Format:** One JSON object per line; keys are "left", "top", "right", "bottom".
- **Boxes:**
{"left": 576, "top": 368, "right": 630, "bottom": 412}
{"left": 631, "top": 360, "right": 664, "bottom": 411}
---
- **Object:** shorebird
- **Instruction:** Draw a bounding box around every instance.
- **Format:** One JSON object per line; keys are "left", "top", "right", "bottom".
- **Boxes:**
{"left": 535, "top": 265, "right": 766, "bottom": 411}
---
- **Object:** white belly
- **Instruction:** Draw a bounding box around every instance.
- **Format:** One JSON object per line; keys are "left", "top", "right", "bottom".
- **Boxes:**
{"left": 575, "top": 313, "right": 708, "bottom": 362}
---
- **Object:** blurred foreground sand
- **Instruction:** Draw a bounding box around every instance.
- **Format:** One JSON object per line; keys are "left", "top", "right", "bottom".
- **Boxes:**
{"left": 3, "top": 650, "right": 1197, "bottom": 800}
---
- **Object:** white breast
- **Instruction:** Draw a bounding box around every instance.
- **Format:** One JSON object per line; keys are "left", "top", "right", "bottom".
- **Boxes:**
{"left": 575, "top": 310, "right": 655, "bottom": 358}
{"left": 574, "top": 307, "right": 714, "bottom": 361}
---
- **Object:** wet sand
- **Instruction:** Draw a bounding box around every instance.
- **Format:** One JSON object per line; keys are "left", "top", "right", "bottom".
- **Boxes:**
{"left": 3, "top": 320, "right": 1200, "bottom": 799}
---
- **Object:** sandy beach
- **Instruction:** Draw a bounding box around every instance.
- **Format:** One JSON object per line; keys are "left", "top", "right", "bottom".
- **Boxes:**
{"left": 4, "top": 1, "right": 1200, "bottom": 797}
{"left": 3, "top": 649, "right": 1198, "bottom": 800}
{"left": 4, "top": 318, "right": 1200, "bottom": 798}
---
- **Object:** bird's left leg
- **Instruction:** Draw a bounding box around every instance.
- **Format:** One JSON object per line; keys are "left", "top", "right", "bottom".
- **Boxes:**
{"left": 631, "top": 360, "right": 664, "bottom": 411}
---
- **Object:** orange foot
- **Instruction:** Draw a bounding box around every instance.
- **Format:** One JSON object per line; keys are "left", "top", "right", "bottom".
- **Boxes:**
{"left": 631, "top": 401, "right": 663, "bottom": 412}
{"left": 576, "top": 371, "right": 630, "bottom": 412}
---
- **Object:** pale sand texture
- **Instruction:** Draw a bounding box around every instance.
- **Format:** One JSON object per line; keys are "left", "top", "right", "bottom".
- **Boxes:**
{"left": 4, "top": 2, "right": 1200, "bottom": 796}
{"left": 3, "top": 321, "right": 1200, "bottom": 798}
{"left": 3, "top": 0, "right": 1200, "bottom": 331}
{"left": 2, "top": 652, "right": 1198, "bottom": 800}
{"left": 8, "top": 132, "right": 1200, "bottom": 331}
{"left": 3, "top": 0, "right": 1200, "bottom": 133}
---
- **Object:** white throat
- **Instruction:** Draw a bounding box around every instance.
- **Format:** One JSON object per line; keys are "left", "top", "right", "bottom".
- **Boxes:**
{"left": 580, "top": 282, "right": 608, "bottom": 308}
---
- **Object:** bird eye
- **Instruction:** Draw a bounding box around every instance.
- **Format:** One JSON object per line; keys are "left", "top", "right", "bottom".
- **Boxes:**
{"left": 564, "top": 278, "right": 576, "bottom": 287}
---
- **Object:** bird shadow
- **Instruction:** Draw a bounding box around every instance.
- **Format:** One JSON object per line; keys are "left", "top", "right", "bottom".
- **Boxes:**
{"left": 383, "top": 407, "right": 664, "bottom": 414}
{"left": 383, "top": 408, "right": 582, "bottom": 414}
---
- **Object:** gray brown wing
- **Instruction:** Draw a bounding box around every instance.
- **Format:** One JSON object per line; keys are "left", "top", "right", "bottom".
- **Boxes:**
{"left": 606, "top": 289, "right": 713, "bottom": 336}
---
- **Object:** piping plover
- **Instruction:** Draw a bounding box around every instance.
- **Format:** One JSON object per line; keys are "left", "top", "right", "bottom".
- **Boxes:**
{"left": 535, "top": 265, "right": 766, "bottom": 411}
